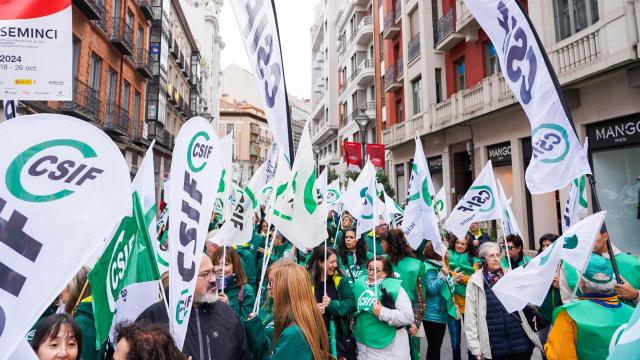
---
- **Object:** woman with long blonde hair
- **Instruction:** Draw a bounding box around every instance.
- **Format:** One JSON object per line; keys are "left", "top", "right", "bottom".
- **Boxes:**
{"left": 245, "top": 260, "right": 330, "bottom": 360}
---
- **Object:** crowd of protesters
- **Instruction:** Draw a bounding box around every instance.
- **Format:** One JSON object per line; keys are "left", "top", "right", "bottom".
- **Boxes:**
{"left": 26, "top": 205, "right": 640, "bottom": 360}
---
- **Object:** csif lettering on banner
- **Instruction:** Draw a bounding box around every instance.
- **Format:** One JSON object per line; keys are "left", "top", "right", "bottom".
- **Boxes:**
{"left": 230, "top": 0, "right": 293, "bottom": 163}
{"left": 0, "top": 114, "right": 130, "bottom": 359}
{"left": 445, "top": 161, "right": 503, "bottom": 240}
{"left": 463, "top": 0, "right": 591, "bottom": 194}
{"left": 168, "top": 117, "right": 223, "bottom": 349}
{"left": 0, "top": 0, "right": 72, "bottom": 100}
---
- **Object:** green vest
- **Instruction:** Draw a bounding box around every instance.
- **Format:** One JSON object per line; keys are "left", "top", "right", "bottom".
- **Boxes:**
{"left": 554, "top": 299, "right": 634, "bottom": 360}
{"left": 448, "top": 250, "right": 477, "bottom": 297}
{"left": 423, "top": 260, "right": 458, "bottom": 319}
{"left": 391, "top": 257, "right": 422, "bottom": 303}
{"left": 500, "top": 255, "right": 532, "bottom": 269}
{"left": 353, "top": 277, "right": 402, "bottom": 349}
{"left": 338, "top": 251, "right": 373, "bottom": 285}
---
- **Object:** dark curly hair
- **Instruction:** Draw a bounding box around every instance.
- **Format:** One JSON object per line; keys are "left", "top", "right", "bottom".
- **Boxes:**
{"left": 115, "top": 322, "right": 187, "bottom": 360}
{"left": 337, "top": 227, "right": 368, "bottom": 268}
{"left": 306, "top": 246, "right": 343, "bottom": 284}
{"left": 380, "top": 228, "right": 415, "bottom": 265}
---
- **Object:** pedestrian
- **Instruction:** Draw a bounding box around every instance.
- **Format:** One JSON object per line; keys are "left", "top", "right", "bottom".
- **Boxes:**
{"left": 112, "top": 322, "right": 187, "bottom": 360}
{"left": 306, "top": 247, "right": 357, "bottom": 360}
{"left": 245, "top": 260, "right": 330, "bottom": 360}
{"left": 60, "top": 266, "right": 102, "bottom": 360}
{"left": 336, "top": 227, "right": 373, "bottom": 285}
{"left": 212, "top": 246, "right": 256, "bottom": 321}
{"left": 353, "top": 257, "right": 414, "bottom": 359}
{"left": 333, "top": 212, "right": 354, "bottom": 249}
{"left": 446, "top": 232, "right": 479, "bottom": 360}
{"left": 501, "top": 235, "right": 531, "bottom": 269}
{"left": 32, "top": 314, "right": 82, "bottom": 360}
{"left": 465, "top": 242, "right": 542, "bottom": 360}
{"left": 380, "top": 228, "right": 425, "bottom": 360}
{"left": 422, "top": 241, "right": 458, "bottom": 360}
{"left": 545, "top": 254, "right": 634, "bottom": 359}
{"left": 137, "top": 254, "right": 251, "bottom": 360}
{"left": 467, "top": 222, "right": 491, "bottom": 252}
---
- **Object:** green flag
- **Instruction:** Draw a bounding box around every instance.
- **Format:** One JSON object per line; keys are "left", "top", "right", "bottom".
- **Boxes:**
{"left": 89, "top": 191, "right": 162, "bottom": 345}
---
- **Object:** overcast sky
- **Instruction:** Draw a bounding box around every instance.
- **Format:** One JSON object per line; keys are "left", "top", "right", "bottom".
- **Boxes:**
{"left": 220, "top": 0, "right": 316, "bottom": 100}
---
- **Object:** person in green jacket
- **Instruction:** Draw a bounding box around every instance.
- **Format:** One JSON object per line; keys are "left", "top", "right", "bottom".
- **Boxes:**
{"left": 212, "top": 246, "right": 257, "bottom": 321}
{"left": 337, "top": 228, "right": 373, "bottom": 285}
{"left": 59, "top": 266, "right": 103, "bottom": 360}
{"left": 422, "top": 242, "right": 458, "bottom": 360}
{"left": 333, "top": 212, "right": 354, "bottom": 249}
{"left": 501, "top": 234, "right": 532, "bottom": 269}
{"left": 244, "top": 260, "right": 330, "bottom": 360}
{"left": 306, "top": 247, "right": 357, "bottom": 360}
{"left": 380, "top": 229, "right": 425, "bottom": 360}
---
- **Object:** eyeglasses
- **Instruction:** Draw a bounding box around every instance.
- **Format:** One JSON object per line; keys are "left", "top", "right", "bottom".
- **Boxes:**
{"left": 507, "top": 246, "right": 514, "bottom": 250}
{"left": 366, "top": 267, "right": 384, "bottom": 273}
{"left": 267, "top": 279, "right": 274, "bottom": 288}
{"left": 198, "top": 270, "right": 215, "bottom": 279}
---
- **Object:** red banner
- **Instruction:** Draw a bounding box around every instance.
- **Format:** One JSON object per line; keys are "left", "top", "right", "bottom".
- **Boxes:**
{"left": 367, "top": 144, "right": 385, "bottom": 168}
{"left": 343, "top": 141, "right": 362, "bottom": 168}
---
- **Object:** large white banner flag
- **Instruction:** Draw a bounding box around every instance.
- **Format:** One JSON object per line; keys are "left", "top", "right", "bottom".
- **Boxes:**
{"left": 168, "top": 117, "right": 223, "bottom": 349}
{"left": 230, "top": 0, "right": 293, "bottom": 162}
{"left": 0, "top": 114, "right": 130, "bottom": 358}
{"left": 497, "top": 179, "right": 522, "bottom": 238}
{"left": 434, "top": 187, "right": 448, "bottom": 222}
{"left": 562, "top": 139, "right": 590, "bottom": 232}
{"left": 402, "top": 137, "right": 443, "bottom": 254}
{"left": 341, "top": 161, "right": 376, "bottom": 238}
{"left": 445, "top": 161, "right": 502, "bottom": 240}
{"left": 463, "top": 0, "right": 591, "bottom": 193}
{"left": 492, "top": 211, "right": 606, "bottom": 312}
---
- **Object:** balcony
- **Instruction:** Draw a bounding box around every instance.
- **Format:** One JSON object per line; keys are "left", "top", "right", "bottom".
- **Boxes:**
{"left": 360, "top": 100, "right": 376, "bottom": 117}
{"left": 133, "top": 48, "right": 153, "bottom": 78}
{"left": 356, "top": 58, "right": 374, "bottom": 86}
{"left": 74, "top": 0, "right": 106, "bottom": 21}
{"left": 384, "top": 63, "right": 402, "bottom": 92}
{"left": 435, "top": 8, "right": 464, "bottom": 51}
{"left": 354, "top": 16, "right": 373, "bottom": 45}
{"left": 109, "top": 17, "right": 134, "bottom": 56}
{"left": 61, "top": 77, "right": 102, "bottom": 122}
{"left": 408, "top": 34, "right": 420, "bottom": 64}
{"left": 158, "top": 129, "right": 174, "bottom": 149}
{"left": 171, "top": 39, "right": 179, "bottom": 58}
{"left": 104, "top": 103, "right": 130, "bottom": 136}
{"left": 131, "top": 117, "right": 147, "bottom": 145}
{"left": 136, "top": 0, "right": 155, "bottom": 21}
{"left": 456, "top": 0, "right": 478, "bottom": 33}
{"left": 383, "top": 12, "right": 400, "bottom": 39}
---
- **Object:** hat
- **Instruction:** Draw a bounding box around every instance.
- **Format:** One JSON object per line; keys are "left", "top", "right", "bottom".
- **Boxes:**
{"left": 583, "top": 254, "right": 614, "bottom": 284}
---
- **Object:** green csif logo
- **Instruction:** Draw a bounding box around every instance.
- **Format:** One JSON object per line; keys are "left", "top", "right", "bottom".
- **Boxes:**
{"left": 407, "top": 163, "right": 432, "bottom": 206}
{"left": 175, "top": 288, "right": 193, "bottom": 325}
{"left": 531, "top": 123, "right": 570, "bottom": 164}
{"left": 360, "top": 187, "right": 374, "bottom": 220}
{"left": 6, "top": 139, "right": 103, "bottom": 203}
{"left": 187, "top": 131, "right": 212, "bottom": 173}
{"left": 456, "top": 185, "right": 495, "bottom": 213}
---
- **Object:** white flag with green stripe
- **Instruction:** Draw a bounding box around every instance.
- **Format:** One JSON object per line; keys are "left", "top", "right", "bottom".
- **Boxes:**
{"left": 434, "top": 187, "right": 447, "bottom": 222}
{"left": 562, "top": 139, "right": 589, "bottom": 232}
{"left": 383, "top": 190, "right": 404, "bottom": 228}
{"left": 340, "top": 161, "right": 377, "bottom": 238}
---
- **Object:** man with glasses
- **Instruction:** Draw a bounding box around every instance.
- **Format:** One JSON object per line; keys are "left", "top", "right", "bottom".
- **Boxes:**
{"left": 137, "top": 254, "right": 250, "bottom": 360}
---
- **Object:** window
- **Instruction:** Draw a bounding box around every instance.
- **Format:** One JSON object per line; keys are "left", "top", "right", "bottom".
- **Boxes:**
{"left": 485, "top": 42, "right": 499, "bottom": 76}
{"left": 126, "top": 10, "right": 134, "bottom": 29}
{"left": 133, "top": 90, "right": 141, "bottom": 125}
{"left": 554, "top": 0, "right": 599, "bottom": 41}
{"left": 411, "top": 77, "right": 422, "bottom": 114}
{"left": 395, "top": 99, "right": 403, "bottom": 123}
{"left": 137, "top": 25, "right": 144, "bottom": 49}
{"left": 89, "top": 53, "right": 102, "bottom": 92}
{"left": 72, "top": 37, "right": 80, "bottom": 78}
{"left": 106, "top": 69, "right": 117, "bottom": 121}
{"left": 435, "top": 68, "right": 443, "bottom": 103}
{"left": 226, "top": 123, "right": 234, "bottom": 135}
{"left": 112, "top": 0, "right": 121, "bottom": 17}
{"left": 122, "top": 81, "right": 131, "bottom": 111}
{"left": 455, "top": 58, "right": 466, "bottom": 91}
{"left": 409, "top": 9, "right": 420, "bottom": 37}
{"left": 351, "top": 92, "right": 358, "bottom": 114}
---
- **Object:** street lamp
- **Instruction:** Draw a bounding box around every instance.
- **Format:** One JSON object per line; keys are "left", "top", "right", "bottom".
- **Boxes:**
{"left": 354, "top": 109, "right": 371, "bottom": 168}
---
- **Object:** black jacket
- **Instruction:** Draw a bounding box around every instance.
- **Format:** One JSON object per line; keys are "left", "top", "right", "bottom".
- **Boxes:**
{"left": 136, "top": 301, "right": 250, "bottom": 360}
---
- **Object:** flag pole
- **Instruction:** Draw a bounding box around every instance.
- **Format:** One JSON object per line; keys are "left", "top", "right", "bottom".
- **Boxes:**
{"left": 220, "top": 245, "right": 227, "bottom": 293}
{"left": 332, "top": 213, "right": 345, "bottom": 250}
{"left": 513, "top": 0, "right": 621, "bottom": 283}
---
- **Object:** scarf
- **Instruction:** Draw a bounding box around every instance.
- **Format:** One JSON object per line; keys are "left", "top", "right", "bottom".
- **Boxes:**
{"left": 482, "top": 266, "right": 505, "bottom": 287}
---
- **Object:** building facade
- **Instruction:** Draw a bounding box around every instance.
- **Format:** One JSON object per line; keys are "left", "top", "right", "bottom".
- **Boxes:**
{"left": 218, "top": 97, "right": 273, "bottom": 186}
{"left": 379, "top": 0, "right": 640, "bottom": 251}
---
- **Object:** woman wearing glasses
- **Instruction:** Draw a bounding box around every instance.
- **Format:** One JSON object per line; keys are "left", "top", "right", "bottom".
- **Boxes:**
{"left": 353, "top": 257, "right": 413, "bottom": 360}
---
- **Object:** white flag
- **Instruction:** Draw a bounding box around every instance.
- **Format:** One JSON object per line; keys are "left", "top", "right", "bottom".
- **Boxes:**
{"left": 497, "top": 179, "right": 522, "bottom": 238}
{"left": 315, "top": 167, "right": 328, "bottom": 202}
{"left": 445, "top": 161, "right": 503, "bottom": 240}
{"left": 402, "top": 137, "right": 444, "bottom": 255}
{"left": 383, "top": 190, "right": 404, "bottom": 227}
{"left": 492, "top": 211, "right": 606, "bottom": 312}
{"left": 214, "top": 133, "right": 234, "bottom": 216}
{"left": 0, "top": 114, "right": 131, "bottom": 358}
{"left": 211, "top": 187, "right": 256, "bottom": 247}
{"left": 434, "top": 187, "right": 448, "bottom": 222}
{"left": 326, "top": 179, "right": 341, "bottom": 207}
{"left": 169, "top": 117, "right": 223, "bottom": 349}
{"left": 463, "top": 0, "right": 591, "bottom": 194}
{"left": 341, "top": 161, "right": 377, "bottom": 238}
{"left": 230, "top": 0, "right": 293, "bottom": 162}
{"left": 562, "top": 139, "right": 590, "bottom": 232}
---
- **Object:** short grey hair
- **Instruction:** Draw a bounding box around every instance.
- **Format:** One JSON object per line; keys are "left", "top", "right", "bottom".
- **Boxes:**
{"left": 580, "top": 276, "right": 615, "bottom": 294}
{"left": 478, "top": 242, "right": 501, "bottom": 260}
